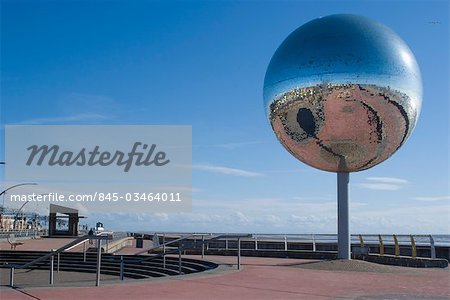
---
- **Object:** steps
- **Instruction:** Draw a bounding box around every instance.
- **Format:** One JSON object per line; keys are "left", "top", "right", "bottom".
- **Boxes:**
{"left": 0, "top": 250, "right": 218, "bottom": 280}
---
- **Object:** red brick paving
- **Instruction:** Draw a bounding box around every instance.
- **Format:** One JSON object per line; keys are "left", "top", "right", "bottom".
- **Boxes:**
{"left": 0, "top": 237, "right": 84, "bottom": 252}
{"left": 1, "top": 255, "right": 449, "bottom": 300}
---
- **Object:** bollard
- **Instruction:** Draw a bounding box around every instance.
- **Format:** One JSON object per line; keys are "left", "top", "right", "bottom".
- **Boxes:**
{"left": 237, "top": 237, "right": 241, "bottom": 270}
{"left": 10, "top": 267, "right": 14, "bottom": 287}
{"left": 255, "top": 235, "right": 258, "bottom": 250}
{"left": 410, "top": 235, "right": 417, "bottom": 258}
{"left": 393, "top": 235, "right": 400, "bottom": 256}
{"left": 430, "top": 235, "right": 436, "bottom": 259}
{"left": 378, "top": 235, "right": 384, "bottom": 256}
{"left": 120, "top": 255, "right": 124, "bottom": 280}
{"left": 225, "top": 238, "right": 228, "bottom": 250}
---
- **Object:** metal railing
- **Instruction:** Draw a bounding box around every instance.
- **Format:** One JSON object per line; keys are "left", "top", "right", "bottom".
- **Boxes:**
{"left": 4, "top": 232, "right": 113, "bottom": 287}
{"left": 358, "top": 234, "right": 437, "bottom": 259}
{"left": 0, "top": 229, "right": 38, "bottom": 240}
{"left": 135, "top": 232, "right": 445, "bottom": 260}
{"left": 134, "top": 233, "right": 251, "bottom": 272}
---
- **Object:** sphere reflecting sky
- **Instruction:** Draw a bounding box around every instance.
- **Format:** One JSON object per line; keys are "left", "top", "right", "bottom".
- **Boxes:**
{"left": 264, "top": 14, "right": 422, "bottom": 172}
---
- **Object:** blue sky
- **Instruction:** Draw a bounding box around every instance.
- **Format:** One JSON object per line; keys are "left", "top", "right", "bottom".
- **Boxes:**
{"left": 1, "top": 0, "right": 449, "bottom": 234}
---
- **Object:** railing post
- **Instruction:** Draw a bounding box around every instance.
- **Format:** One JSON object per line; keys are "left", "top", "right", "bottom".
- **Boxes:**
{"left": 96, "top": 238, "right": 102, "bottom": 287}
{"left": 163, "top": 233, "right": 166, "bottom": 269}
{"left": 410, "top": 235, "right": 417, "bottom": 258}
{"left": 358, "top": 234, "right": 364, "bottom": 249}
{"left": 237, "top": 237, "right": 241, "bottom": 270}
{"left": 312, "top": 234, "right": 316, "bottom": 252}
{"left": 393, "top": 235, "right": 400, "bottom": 257}
{"left": 178, "top": 248, "right": 182, "bottom": 275}
{"left": 83, "top": 241, "right": 87, "bottom": 263}
{"left": 378, "top": 235, "right": 384, "bottom": 256}
{"left": 50, "top": 254, "right": 54, "bottom": 285}
{"left": 9, "top": 267, "right": 14, "bottom": 287}
{"left": 57, "top": 252, "right": 60, "bottom": 273}
{"left": 120, "top": 255, "right": 124, "bottom": 280}
{"left": 430, "top": 235, "right": 436, "bottom": 259}
{"left": 284, "top": 234, "right": 288, "bottom": 251}
{"left": 255, "top": 235, "right": 258, "bottom": 250}
{"left": 201, "top": 235, "right": 205, "bottom": 259}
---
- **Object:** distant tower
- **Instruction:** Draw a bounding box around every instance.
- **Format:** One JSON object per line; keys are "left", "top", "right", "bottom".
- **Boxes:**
{"left": 264, "top": 14, "right": 422, "bottom": 259}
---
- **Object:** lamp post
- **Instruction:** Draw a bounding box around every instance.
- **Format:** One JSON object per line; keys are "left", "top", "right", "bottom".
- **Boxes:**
{"left": 1, "top": 183, "right": 38, "bottom": 211}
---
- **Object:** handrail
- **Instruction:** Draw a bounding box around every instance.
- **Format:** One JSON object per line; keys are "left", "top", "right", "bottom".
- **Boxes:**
{"left": 135, "top": 233, "right": 252, "bottom": 256}
{"left": 134, "top": 234, "right": 195, "bottom": 255}
{"left": 6, "top": 232, "right": 113, "bottom": 288}
{"left": 14, "top": 233, "right": 111, "bottom": 269}
{"left": 65, "top": 237, "right": 90, "bottom": 252}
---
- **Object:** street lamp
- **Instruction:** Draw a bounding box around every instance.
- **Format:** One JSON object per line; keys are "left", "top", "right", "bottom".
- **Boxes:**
{"left": 1, "top": 183, "right": 38, "bottom": 210}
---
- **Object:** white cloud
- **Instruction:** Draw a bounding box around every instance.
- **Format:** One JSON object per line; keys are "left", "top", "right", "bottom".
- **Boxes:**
{"left": 192, "top": 164, "right": 263, "bottom": 177}
{"left": 192, "top": 141, "right": 263, "bottom": 150}
{"left": 16, "top": 113, "right": 110, "bottom": 125}
{"left": 366, "top": 177, "right": 409, "bottom": 184}
{"left": 212, "top": 141, "right": 263, "bottom": 150}
{"left": 293, "top": 196, "right": 332, "bottom": 201}
{"left": 358, "top": 183, "right": 404, "bottom": 191}
{"left": 358, "top": 177, "right": 409, "bottom": 191}
{"left": 413, "top": 196, "right": 450, "bottom": 202}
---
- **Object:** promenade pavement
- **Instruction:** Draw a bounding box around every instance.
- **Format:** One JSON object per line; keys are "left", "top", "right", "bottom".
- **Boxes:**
{"left": 1, "top": 239, "right": 449, "bottom": 299}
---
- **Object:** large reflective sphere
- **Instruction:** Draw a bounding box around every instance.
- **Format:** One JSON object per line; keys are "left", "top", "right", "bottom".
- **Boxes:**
{"left": 264, "top": 14, "right": 422, "bottom": 172}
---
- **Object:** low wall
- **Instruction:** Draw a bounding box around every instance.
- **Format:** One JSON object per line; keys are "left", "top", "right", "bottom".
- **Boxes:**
{"left": 354, "top": 254, "right": 449, "bottom": 268}
{"left": 184, "top": 249, "right": 337, "bottom": 260}
{"left": 102, "top": 237, "right": 133, "bottom": 253}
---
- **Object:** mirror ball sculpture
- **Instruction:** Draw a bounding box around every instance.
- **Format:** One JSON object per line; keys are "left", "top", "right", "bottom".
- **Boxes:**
{"left": 264, "top": 14, "right": 422, "bottom": 258}
{"left": 264, "top": 14, "right": 422, "bottom": 173}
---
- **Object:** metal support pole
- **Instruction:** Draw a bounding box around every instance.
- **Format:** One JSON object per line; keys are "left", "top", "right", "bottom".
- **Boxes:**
{"left": 10, "top": 267, "right": 14, "bottom": 287}
{"left": 237, "top": 237, "right": 241, "bottom": 270}
{"left": 50, "top": 255, "right": 54, "bottom": 285}
{"left": 201, "top": 235, "right": 205, "bottom": 259}
{"left": 255, "top": 235, "right": 258, "bottom": 250}
{"left": 410, "top": 235, "right": 417, "bottom": 258}
{"left": 120, "top": 255, "right": 124, "bottom": 280}
{"left": 312, "top": 234, "right": 316, "bottom": 252}
{"left": 178, "top": 248, "right": 182, "bottom": 275}
{"left": 337, "top": 172, "right": 350, "bottom": 259}
{"left": 378, "top": 235, "right": 384, "bottom": 256}
{"left": 430, "top": 235, "right": 436, "bottom": 259}
{"left": 393, "top": 235, "right": 400, "bottom": 257}
{"left": 163, "top": 233, "right": 166, "bottom": 269}
{"left": 83, "top": 242, "right": 87, "bottom": 263}
{"left": 96, "top": 239, "right": 102, "bottom": 287}
{"left": 57, "top": 253, "right": 60, "bottom": 272}
{"left": 284, "top": 235, "right": 287, "bottom": 251}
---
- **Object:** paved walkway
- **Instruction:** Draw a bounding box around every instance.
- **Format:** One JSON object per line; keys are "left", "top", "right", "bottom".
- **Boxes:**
{"left": 0, "top": 237, "right": 84, "bottom": 252}
{"left": 1, "top": 254, "right": 449, "bottom": 299}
